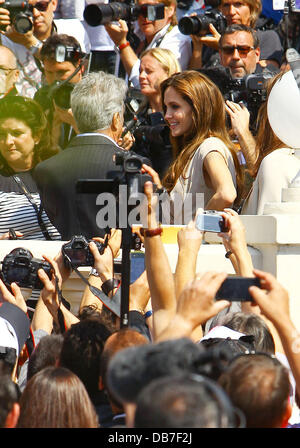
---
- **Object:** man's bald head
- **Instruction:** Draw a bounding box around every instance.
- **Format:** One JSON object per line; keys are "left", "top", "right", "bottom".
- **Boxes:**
{"left": 0, "top": 46, "right": 19, "bottom": 96}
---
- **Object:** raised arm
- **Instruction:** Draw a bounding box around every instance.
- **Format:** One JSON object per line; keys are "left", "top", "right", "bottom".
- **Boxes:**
{"left": 174, "top": 216, "right": 203, "bottom": 300}
{"left": 156, "top": 271, "right": 230, "bottom": 342}
{"left": 249, "top": 269, "right": 300, "bottom": 397}
{"left": 225, "top": 100, "right": 257, "bottom": 171}
{"left": 218, "top": 208, "right": 254, "bottom": 277}
{"left": 105, "top": 19, "right": 139, "bottom": 77}
{"left": 142, "top": 180, "right": 177, "bottom": 339}
{"left": 37, "top": 255, "right": 79, "bottom": 332}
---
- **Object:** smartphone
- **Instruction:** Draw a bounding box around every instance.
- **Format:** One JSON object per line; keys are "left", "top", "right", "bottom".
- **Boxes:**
{"left": 215, "top": 276, "right": 261, "bottom": 301}
{"left": 195, "top": 211, "right": 228, "bottom": 233}
{"left": 113, "top": 251, "right": 145, "bottom": 284}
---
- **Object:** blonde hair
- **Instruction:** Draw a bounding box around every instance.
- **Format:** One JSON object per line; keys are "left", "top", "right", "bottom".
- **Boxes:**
{"left": 140, "top": 47, "right": 181, "bottom": 76}
{"left": 160, "top": 70, "right": 243, "bottom": 194}
{"left": 220, "top": 0, "right": 262, "bottom": 27}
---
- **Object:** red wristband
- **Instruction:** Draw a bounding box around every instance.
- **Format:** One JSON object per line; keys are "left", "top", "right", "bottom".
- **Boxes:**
{"left": 140, "top": 227, "right": 163, "bottom": 237}
{"left": 118, "top": 41, "right": 130, "bottom": 51}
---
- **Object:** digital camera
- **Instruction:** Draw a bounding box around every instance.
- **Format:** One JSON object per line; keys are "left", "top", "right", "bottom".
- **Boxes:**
{"left": 2, "top": 0, "right": 33, "bottom": 34}
{"left": 84, "top": 1, "right": 165, "bottom": 26}
{"left": 195, "top": 211, "right": 228, "bottom": 233}
{"left": 62, "top": 235, "right": 106, "bottom": 269}
{"left": 1, "top": 248, "right": 52, "bottom": 290}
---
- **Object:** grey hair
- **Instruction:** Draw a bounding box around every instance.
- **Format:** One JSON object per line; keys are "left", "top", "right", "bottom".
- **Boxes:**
{"left": 70, "top": 71, "right": 127, "bottom": 133}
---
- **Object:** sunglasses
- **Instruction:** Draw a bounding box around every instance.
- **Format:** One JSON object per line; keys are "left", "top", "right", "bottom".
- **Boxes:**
{"left": 220, "top": 45, "right": 255, "bottom": 57}
{"left": 32, "top": 0, "right": 51, "bottom": 11}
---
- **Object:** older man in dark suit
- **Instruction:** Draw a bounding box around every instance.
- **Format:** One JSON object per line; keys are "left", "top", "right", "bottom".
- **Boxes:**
{"left": 33, "top": 71, "right": 127, "bottom": 240}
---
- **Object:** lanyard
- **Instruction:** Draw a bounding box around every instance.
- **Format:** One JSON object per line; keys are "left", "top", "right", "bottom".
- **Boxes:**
{"left": 12, "top": 175, "right": 53, "bottom": 241}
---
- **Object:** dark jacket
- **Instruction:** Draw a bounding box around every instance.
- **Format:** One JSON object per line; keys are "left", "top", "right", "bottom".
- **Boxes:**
{"left": 33, "top": 133, "right": 124, "bottom": 240}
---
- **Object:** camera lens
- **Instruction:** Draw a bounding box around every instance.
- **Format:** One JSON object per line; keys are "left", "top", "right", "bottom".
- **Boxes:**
{"left": 13, "top": 14, "right": 33, "bottom": 34}
{"left": 53, "top": 82, "right": 74, "bottom": 110}
{"left": 178, "top": 16, "right": 201, "bottom": 35}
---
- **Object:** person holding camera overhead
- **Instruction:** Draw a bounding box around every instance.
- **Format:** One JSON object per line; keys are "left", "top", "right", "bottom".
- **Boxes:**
{"left": 132, "top": 47, "right": 181, "bottom": 178}
{"left": 144, "top": 70, "right": 243, "bottom": 224}
{"left": 103, "top": 0, "right": 192, "bottom": 87}
{"left": 0, "top": 0, "right": 90, "bottom": 98}
{"left": 187, "top": 0, "right": 283, "bottom": 71}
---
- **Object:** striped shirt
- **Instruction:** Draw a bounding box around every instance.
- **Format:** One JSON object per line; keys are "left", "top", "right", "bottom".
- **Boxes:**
{"left": 0, "top": 170, "right": 61, "bottom": 307}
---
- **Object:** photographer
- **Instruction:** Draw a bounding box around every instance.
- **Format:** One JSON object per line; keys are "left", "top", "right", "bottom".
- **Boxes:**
{"left": 103, "top": 0, "right": 192, "bottom": 87}
{"left": 218, "top": 25, "right": 276, "bottom": 171}
{"left": 34, "top": 33, "right": 86, "bottom": 151}
{"left": 0, "top": 0, "right": 90, "bottom": 98}
{"left": 187, "top": 0, "right": 283, "bottom": 71}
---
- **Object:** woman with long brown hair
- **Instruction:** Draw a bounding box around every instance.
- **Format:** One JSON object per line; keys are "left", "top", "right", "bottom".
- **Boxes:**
{"left": 150, "top": 70, "right": 242, "bottom": 223}
{"left": 242, "top": 71, "right": 300, "bottom": 214}
{"left": 17, "top": 366, "right": 99, "bottom": 428}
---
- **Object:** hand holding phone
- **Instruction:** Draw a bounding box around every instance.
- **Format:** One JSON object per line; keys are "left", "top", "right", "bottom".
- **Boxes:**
{"left": 215, "top": 276, "right": 261, "bottom": 301}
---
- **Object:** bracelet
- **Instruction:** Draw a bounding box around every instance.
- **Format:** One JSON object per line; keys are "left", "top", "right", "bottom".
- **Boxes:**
{"left": 102, "top": 278, "right": 120, "bottom": 296}
{"left": 140, "top": 227, "right": 163, "bottom": 237}
{"left": 225, "top": 250, "right": 233, "bottom": 258}
{"left": 144, "top": 310, "right": 153, "bottom": 319}
{"left": 118, "top": 41, "right": 130, "bottom": 51}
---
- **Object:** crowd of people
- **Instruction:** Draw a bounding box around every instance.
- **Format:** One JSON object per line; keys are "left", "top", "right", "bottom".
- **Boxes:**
{"left": 0, "top": 0, "right": 299, "bottom": 430}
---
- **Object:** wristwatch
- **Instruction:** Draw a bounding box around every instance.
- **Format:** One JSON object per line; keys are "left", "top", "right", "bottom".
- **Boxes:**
{"left": 28, "top": 40, "right": 43, "bottom": 55}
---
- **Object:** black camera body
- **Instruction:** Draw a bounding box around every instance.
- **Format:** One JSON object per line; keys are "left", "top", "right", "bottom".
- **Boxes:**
{"left": 179, "top": 8, "right": 227, "bottom": 35}
{"left": 1, "top": 248, "right": 52, "bottom": 290}
{"left": 200, "top": 67, "right": 274, "bottom": 130}
{"left": 3, "top": 0, "right": 33, "bottom": 34}
{"left": 34, "top": 81, "right": 75, "bottom": 111}
{"left": 114, "top": 150, "right": 153, "bottom": 200}
{"left": 62, "top": 235, "right": 105, "bottom": 269}
{"left": 84, "top": 1, "right": 165, "bottom": 26}
{"left": 224, "top": 71, "right": 274, "bottom": 128}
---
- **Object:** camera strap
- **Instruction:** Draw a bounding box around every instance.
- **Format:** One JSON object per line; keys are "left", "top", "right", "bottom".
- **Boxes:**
{"left": 63, "top": 254, "right": 121, "bottom": 317}
{"left": 54, "top": 274, "right": 71, "bottom": 334}
{"left": 12, "top": 175, "right": 53, "bottom": 241}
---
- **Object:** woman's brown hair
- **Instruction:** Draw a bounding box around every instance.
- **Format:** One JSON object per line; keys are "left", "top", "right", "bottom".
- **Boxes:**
{"left": 0, "top": 96, "right": 58, "bottom": 174}
{"left": 160, "top": 70, "right": 243, "bottom": 194}
{"left": 252, "top": 71, "right": 286, "bottom": 178}
{"left": 17, "top": 367, "right": 99, "bottom": 428}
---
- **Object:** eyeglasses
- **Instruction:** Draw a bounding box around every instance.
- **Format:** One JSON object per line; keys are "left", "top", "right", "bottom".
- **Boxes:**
{"left": 32, "top": 0, "right": 51, "bottom": 11}
{"left": 0, "top": 67, "right": 17, "bottom": 76}
{"left": 220, "top": 45, "right": 255, "bottom": 57}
